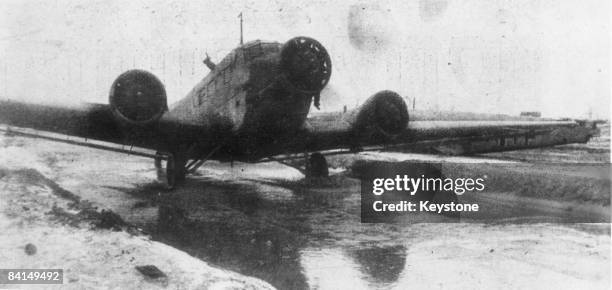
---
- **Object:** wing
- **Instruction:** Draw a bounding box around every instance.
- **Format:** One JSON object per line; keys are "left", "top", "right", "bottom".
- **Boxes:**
{"left": 298, "top": 112, "right": 600, "bottom": 156}
{"left": 383, "top": 119, "right": 597, "bottom": 155}
{"left": 0, "top": 100, "right": 123, "bottom": 142}
{"left": 0, "top": 100, "right": 202, "bottom": 155}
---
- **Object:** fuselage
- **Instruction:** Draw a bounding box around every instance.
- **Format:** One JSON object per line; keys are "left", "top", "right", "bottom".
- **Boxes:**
{"left": 166, "top": 39, "right": 326, "bottom": 161}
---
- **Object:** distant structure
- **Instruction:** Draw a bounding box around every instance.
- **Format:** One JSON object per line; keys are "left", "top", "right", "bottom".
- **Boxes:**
{"left": 520, "top": 111, "right": 541, "bottom": 118}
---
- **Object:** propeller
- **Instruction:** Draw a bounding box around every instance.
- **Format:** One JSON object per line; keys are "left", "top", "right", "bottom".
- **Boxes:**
{"left": 109, "top": 70, "right": 167, "bottom": 125}
{"left": 279, "top": 36, "right": 332, "bottom": 105}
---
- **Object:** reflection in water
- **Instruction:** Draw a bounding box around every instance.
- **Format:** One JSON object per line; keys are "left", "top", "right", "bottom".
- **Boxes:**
{"left": 349, "top": 245, "right": 407, "bottom": 284}
{"left": 154, "top": 181, "right": 310, "bottom": 289}
{"left": 300, "top": 245, "right": 407, "bottom": 289}
{"left": 300, "top": 248, "right": 369, "bottom": 289}
{"left": 109, "top": 155, "right": 609, "bottom": 288}
{"left": 129, "top": 174, "right": 409, "bottom": 289}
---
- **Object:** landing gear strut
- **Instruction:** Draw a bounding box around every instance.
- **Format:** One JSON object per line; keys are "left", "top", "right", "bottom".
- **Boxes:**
{"left": 155, "top": 152, "right": 187, "bottom": 189}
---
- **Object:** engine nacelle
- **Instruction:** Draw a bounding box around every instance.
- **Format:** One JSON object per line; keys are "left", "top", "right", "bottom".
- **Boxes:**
{"left": 109, "top": 70, "right": 168, "bottom": 126}
{"left": 350, "top": 90, "right": 409, "bottom": 138}
{"left": 279, "top": 36, "right": 332, "bottom": 95}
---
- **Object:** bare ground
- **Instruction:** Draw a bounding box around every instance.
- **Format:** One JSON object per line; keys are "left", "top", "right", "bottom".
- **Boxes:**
{"left": 0, "top": 130, "right": 610, "bottom": 289}
{"left": 0, "top": 138, "right": 274, "bottom": 289}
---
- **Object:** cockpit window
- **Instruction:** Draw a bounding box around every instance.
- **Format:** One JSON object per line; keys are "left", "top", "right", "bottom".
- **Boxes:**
{"left": 242, "top": 41, "right": 281, "bottom": 61}
{"left": 245, "top": 43, "right": 264, "bottom": 59}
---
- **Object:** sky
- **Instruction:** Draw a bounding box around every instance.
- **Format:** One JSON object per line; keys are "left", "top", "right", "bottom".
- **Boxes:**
{"left": 0, "top": 0, "right": 609, "bottom": 119}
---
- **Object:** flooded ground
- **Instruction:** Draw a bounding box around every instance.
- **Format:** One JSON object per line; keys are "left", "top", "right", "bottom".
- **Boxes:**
{"left": 0, "top": 124, "right": 609, "bottom": 289}
{"left": 124, "top": 166, "right": 609, "bottom": 289}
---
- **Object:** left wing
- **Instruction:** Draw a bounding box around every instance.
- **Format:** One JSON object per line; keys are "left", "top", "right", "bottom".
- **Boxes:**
{"left": 389, "top": 120, "right": 598, "bottom": 155}
{"left": 292, "top": 92, "right": 600, "bottom": 156}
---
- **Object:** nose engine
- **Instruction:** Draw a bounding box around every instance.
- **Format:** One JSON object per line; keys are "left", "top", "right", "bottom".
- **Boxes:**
{"left": 109, "top": 69, "right": 168, "bottom": 126}
{"left": 279, "top": 37, "right": 332, "bottom": 108}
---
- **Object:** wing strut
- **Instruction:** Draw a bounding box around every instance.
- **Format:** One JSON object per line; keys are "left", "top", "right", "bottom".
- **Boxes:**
{"left": 185, "top": 145, "right": 222, "bottom": 174}
{"left": 0, "top": 125, "right": 159, "bottom": 159}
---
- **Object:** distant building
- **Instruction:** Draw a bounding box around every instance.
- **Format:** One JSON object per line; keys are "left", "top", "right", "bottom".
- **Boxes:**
{"left": 520, "top": 111, "right": 541, "bottom": 118}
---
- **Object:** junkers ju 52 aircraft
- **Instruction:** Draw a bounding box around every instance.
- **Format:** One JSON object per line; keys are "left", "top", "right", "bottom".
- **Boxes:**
{"left": 0, "top": 36, "right": 601, "bottom": 188}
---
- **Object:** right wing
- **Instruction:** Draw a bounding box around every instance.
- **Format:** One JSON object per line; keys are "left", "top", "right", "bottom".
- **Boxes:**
{"left": 0, "top": 100, "right": 204, "bottom": 155}
{"left": 0, "top": 100, "right": 124, "bottom": 143}
{"left": 291, "top": 89, "right": 600, "bottom": 158}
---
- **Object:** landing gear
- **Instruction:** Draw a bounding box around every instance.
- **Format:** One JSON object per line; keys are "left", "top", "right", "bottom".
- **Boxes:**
{"left": 153, "top": 144, "right": 220, "bottom": 189}
{"left": 307, "top": 152, "right": 329, "bottom": 178}
{"left": 155, "top": 152, "right": 186, "bottom": 189}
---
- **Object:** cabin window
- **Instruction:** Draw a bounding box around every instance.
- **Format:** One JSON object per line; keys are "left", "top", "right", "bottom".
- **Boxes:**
{"left": 198, "top": 91, "right": 205, "bottom": 105}
{"left": 232, "top": 52, "right": 239, "bottom": 66}
{"left": 216, "top": 77, "right": 223, "bottom": 90}
{"left": 223, "top": 68, "right": 231, "bottom": 84}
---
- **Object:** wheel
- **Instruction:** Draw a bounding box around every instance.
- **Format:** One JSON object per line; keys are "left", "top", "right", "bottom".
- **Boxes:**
{"left": 174, "top": 153, "right": 187, "bottom": 182}
{"left": 164, "top": 154, "right": 177, "bottom": 189}
{"left": 154, "top": 153, "right": 163, "bottom": 177}
{"left": 308, "top": 152, "right": 329, "bottom": 178}
{"left": 155, "top": 152, "right": 186, "bottom": 189}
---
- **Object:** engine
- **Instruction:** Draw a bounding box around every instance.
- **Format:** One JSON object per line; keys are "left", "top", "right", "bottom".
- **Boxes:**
{"left": 279, "top": 37, "right": 332, "bottom": 109}
{"left": 109, "top": 70, "right": 168, "bottom": 126}
{"left": 351, "top": 90, "right": 409, "bottom": 138}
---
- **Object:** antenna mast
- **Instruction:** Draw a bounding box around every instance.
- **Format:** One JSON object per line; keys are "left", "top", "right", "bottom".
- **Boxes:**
{"left": 238, "top": 12, "right": 244, "bottom": 45}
